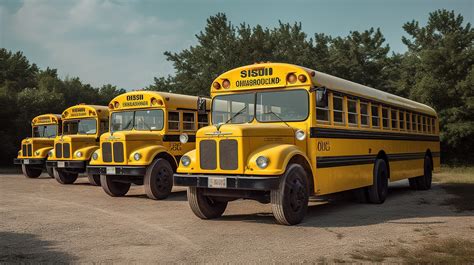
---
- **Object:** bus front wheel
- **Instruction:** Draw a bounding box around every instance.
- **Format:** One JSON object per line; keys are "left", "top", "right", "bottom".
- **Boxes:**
{"left": 100, "top": 175, "right": 130, "bottom": 197}
{"left": 187, "top": 187, "right": 228, "bottom": 219}
{"left": 53, "top": 168, "right": 78, "bottom": 184}
{"left": 368, "top": 159, "right": 388, "bottom": 204}
{"left": 271, "top": 164, "right": 309, "bottom": 225}
{"left": 144, "top": 158, "right": 174, "bottom": 200}
{"left": 22, "top": 164, "right": 42, "bottom": 178}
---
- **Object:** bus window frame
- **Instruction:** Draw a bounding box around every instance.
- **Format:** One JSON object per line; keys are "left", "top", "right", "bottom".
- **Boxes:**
{"left": 182, "top": 111, "right": 197, "bottom": 131}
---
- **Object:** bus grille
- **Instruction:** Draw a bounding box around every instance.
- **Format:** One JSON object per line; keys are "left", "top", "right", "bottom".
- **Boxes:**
{"left": 219, "top": 140, "right": 238, "bottom": 170}
{"left": 113, "top": 142, "right": 124, "bottom": 162}
{"left": 102, "top": 143, "right": 112, "bottom": 162}
{"left": 63, "top": 143, "right": 70, "bottom": 158}
{"left": 200, "top": 140, "right": 217, "bottom": 169}
{"left": 22, "top": 144, "right": 27, "bottom": 157}
{"left": 27, "top": 144, "right": 32, "bottom": 156}
{"left": 22, "top": 144, "right": 33, "bottom": 157}
{"left": 55, "top": 143, "right": 62, "bottom": 158}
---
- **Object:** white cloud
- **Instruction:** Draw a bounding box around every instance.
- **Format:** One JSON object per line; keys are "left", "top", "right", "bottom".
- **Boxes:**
{"left": 3, "top": 0, "right": 187, "bottom": 89}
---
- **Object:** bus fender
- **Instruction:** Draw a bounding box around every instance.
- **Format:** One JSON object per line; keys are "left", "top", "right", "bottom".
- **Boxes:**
{"left": 74, "top": 145, "right": 100, "bottom": 160}
{"left": 245, "top": 144, "right": 311, "bottom": 176}
{"left": 32, "top": 146, "right": 54, "bottom": 158}
{"left": 129, "top": 145, "right": 175, "bottom": 165}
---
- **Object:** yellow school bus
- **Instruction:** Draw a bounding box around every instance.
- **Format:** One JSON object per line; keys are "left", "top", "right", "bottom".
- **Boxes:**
{"left": 87, "top": 91, "right": 210, "bottom": 199}
{"left": 174, "top": 63, "right": 440, "bottom": 225}
{"left": 14, "top": 114, "right": 62, "bottom": 178}
{"left": 47, "top": 104, "right": 109, "bottom": 185}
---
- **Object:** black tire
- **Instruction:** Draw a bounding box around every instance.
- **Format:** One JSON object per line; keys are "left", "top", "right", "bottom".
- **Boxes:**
{"left": 187, "top": 187, "right": 228, "bottom": 219}
{"left": 408, "top": 177, "right": 419, "bottom": 190}
{"left": 353, "top": 187, "right": 369, "bottom": 203}
{"left": 21, "top": 164, "right": 42, "bottom": 178}
{"left": 46, "top": 165, "right": 54, "bottom": 178}
{"left": 271, "top": 164, "right": 309, "bottom": 225}
{"left": 87, "top": 174, "right": 101, "bottom": 186}
{"left": 408, "top": 156, "right": 432, "bottom": 190}
{"left": 144, "top": 158, "right": 174, "bottom": 200}
{"left": 53, "top": 168, "right": 78, "bottom": 184}
{"left": 100, "top": 174, "right": 131, "bottom": 197}
{"left": 368, "top": 159, "right": 389, "bottom": 204}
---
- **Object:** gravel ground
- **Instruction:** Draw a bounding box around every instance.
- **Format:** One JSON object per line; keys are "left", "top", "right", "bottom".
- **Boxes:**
{"left": 1, "top": 173, "right": 473, "bottom": 263}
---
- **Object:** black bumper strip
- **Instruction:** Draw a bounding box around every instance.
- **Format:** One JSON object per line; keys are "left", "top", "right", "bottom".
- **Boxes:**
{"left": 46, "top": 160, "right": 86, "bottom": 169}
{"left": 13, "top": 158, "right": 45, "bottom": 165}
{"left": 174, "top": 174, "right": 280, "bottom": 191}
{"left": 310, "top": 127, "right": 440, "bottom": 142}
{"left": 87, "top": 166, "right": 147, "bottom": 176}
{"left": 162, "top": 134, "right": 196, "bottom": 142}
{"left": 317, "top": 152, "right": 435, "bottom": 168}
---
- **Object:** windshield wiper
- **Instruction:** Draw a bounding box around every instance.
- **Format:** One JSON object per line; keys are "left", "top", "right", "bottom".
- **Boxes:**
{"left": 224, "top": 106, "right": 248, "bottom": 125}
{"left": 122, "top": 119, "right": 133, "bottom": 130}
{"left": 262, "top": 110, "right": 290, "bottom": 128}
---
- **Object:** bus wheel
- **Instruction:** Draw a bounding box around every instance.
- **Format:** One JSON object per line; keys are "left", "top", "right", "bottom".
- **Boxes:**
{"left": 53, "top": 168, "right": 78, "bottom": 184}
{"left": 46, "top": 165, "right": 54, "bottom": 178}
{"left": 144, "top": 158, "right": 173, "bottom": 200}
{"left": 100, "top": 175, "right": 130, "bottom": 197}
{"left": 187, "top": 187, "right": 228, "bottom": 219}
{"left": 87, "top": 174, "right": 101, "bottom": 186}
{"left": 22, "top": 164, "right": 42, "bottom": 178}
{"left": 271, "top": 164, "right": 309, "bottom": 225}
{"left": 368, "top": 159, "right": 388, "bottom": 204}
{"left": 416, "top": 156, "right": 433, "bottom": 190}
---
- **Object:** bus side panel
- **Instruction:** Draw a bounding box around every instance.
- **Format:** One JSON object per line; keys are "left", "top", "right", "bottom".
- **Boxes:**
{"left": 390, "top": 159, "right": 424, "bottom": 181}
{"left": 314, "top": 166, "right": 373, "bottom": 195}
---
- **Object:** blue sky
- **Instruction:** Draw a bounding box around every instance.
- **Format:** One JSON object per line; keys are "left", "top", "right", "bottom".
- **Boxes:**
{"left": 1, "top": 0, "right": 472, "bottom": 90}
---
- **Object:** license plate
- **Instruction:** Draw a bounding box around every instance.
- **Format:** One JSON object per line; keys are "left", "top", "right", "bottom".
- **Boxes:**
{"left": 106, "top": 167, "right": 116, "bottom": 175}
{"left": 57, "top": 161, "right": 65, "bottom": 168}
{"left": 24, "top": 159, "right": 30, "bottom": 164}
{"left": 208, "top": 177, "right": 227, "bottom": 188}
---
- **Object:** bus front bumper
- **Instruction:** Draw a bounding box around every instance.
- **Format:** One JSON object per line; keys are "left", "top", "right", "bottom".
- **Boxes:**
{"left": 46, "top": 160, "right": 86, "bottom": 170}
{"left": 13, "top": 158, "right": 45, "bottom": 165}
{"left": 174, "top": 174, "right": 280, "bottom": 191}
{"left": 87, "top": 166, "right": 147, "bottom": 176}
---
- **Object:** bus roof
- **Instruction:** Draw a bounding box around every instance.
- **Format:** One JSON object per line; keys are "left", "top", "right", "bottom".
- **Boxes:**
{"left": 109, "top": 91, "right": 211, "bottom": 111}
{"left": 211, "top": 63, "right": 436, "bottom": 116}
{"left": 61, "top": 104, "right": 109, "bottom": 120}
{"left": 32, "top": 114, "right": 61, "bottom": 125}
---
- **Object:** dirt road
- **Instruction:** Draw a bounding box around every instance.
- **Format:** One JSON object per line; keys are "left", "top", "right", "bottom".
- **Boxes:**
{"left": 1, "top": 173, "right": 473, "bottom": 263}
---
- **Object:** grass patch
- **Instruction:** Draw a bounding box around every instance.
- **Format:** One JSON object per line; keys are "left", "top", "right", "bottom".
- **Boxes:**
{"left": 433, "top": 166, "right": 474, "bottom": 212}
{"left": 351, "top": 238, "right": 474, "bottom": 264}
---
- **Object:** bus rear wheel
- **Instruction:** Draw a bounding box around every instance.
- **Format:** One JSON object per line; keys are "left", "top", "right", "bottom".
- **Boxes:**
{"left": 188, "top": 187, "right": 228, "bottom": 219}
{"left": 22, "top": 164, "right": 42, "bottom": 178}
{"left": 409, "top": 156, "right": 432, "bottom": 190}
{"left": 271, "top": 164, "right": 309, "bottom": 225}
{"left": 144, "top": 158, "right": 174, "bottom": 200}
{"left": 53, "top": 168, "right": 78, "bottom": 184}
{"left": 46, "top": 165, "right": 54, "bottom": 178}
{"left": 100, "top": 175, "right": 131, "bottom": 197}
{"left": 87, "top": 174, "right": 101, "bottom": 186}
{"left": 368, "top": 159, "right": 388, "bottom": 204}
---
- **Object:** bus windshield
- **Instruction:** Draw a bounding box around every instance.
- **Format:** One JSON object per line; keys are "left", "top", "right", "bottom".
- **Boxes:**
{"left": 111, "top": 109, "right": 164, "bottom": 132}
{"left": 63, "top": 119, "right": 97, "bottom": 135}
{"left": 212, "top": 89, "right": 308, "bottom": 124}
{"left": 33, "top": 125, "right": 58, "bottom": 138}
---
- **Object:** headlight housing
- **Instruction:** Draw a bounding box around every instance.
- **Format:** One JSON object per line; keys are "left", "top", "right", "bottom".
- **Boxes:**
{"left": 181, "top": 155, "right": 191, "bottom": 167}
{"left": 295, "top": 129, "right": 306, "bottom": 141}
{"left": 75, "top": 151, "right": 83, "bottom": 158}
{"left": 179, "top": 133, "right": 189, "bottom": 144}
{"left": 256, "top": 156, "right": 269, "bottom": 169}
{"left": 133, "top": 152, "right": 142, "bottom": 161}
{"left": 92, "top": 152, "right": 99, "bottom": 160}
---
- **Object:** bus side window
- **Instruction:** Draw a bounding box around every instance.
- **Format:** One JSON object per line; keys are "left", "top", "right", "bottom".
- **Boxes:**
{"left": 431, "top": 118, "right": 435, "bottom": 134}
{"left": 360, "top": 102, "right": 369, "bottom": 127}
{"left": 382, "top": 107, "right": 389, "bottom": 129}
{"left": 418, "top": 115, "right": 422, "bottom": 132}
{"left": 347, "top": 99, "right": 358, "bottom": 126}
{"left": 316, "top": 90, "right": 330, "bottom": 123}
{"left": 413, "top": 114, "right": 418, "bottom": 132}
{"left": 168, "top": 111, "right": 180, "bottom": 131}
{"left": 333, "top": 95, "right": 345, "bottom": 125}
{"left": 371, "top": 104, "right": 380, "bottom": 129}
{"left": 198, "top": 113, "right": 209, "bottom": 129}
{"left": 407, "top": 113, "right": 412, "bottom": 131}
{"left": 399, "top": 111, "right": 405, "bottom": 130}
{"left": 422, "top": 116, "right": 427, "bottom": 133}
{"left": 391, "top": 109, "right": 398, "bottom": 130}
{"left": 183, "top": 112, "right": 196, "bottom": 131}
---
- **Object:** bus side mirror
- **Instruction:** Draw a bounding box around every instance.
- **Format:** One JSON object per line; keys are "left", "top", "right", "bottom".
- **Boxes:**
{"left": 197, "top": 97, "right": 207, "bottom": 114}
{"left": 316, "top": 88, "right": 328, "bottom": 107}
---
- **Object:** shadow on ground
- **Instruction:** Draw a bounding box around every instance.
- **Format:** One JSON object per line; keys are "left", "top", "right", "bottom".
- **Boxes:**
{"left": 0, "top": 232, "right": 76, "bottom": 263}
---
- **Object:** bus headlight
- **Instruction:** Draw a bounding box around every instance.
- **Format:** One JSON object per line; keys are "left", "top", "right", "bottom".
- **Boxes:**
{"left": 179, "top": 133, "right": 189, "bottom": 144}
{"left": 181, "top": 155, "right": 191, "bottom": 167}
{"left": 295, "top": 129, "right": 306, "bottom": 141}
{"left": 92, "top": 152, "right": 99, "bottom": 160}
{"left": 75, "top": 151, "right": 83, "bottom": 158}
{"left": 256, "top": 156, "right": 269, "bottom": 169}
{"left": 133, "top": 152, "right": 142, "bottom": 161}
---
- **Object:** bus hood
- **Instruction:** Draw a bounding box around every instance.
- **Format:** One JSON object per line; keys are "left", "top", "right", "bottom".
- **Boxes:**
{"left": 100, "top": 131, "right": 162, "bottom": 142}
{"left": 55, "top": 135, "right": 97, "bottom": 143}
{"left": 197, "top": 123, "right": 295, "bottom": 138}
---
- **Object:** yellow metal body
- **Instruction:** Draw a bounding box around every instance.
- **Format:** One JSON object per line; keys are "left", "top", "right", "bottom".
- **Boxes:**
{"left": 17, "top": 114, "right": 62, "bottom": 160}
{"left": 89, "top": 91, "right": 210, "bottom": 168}
{"left": 177, "top": 63, "right": 440, "bottom": 195}
{"left": 48, "top": 105, "right": 109, "bottom": 162}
